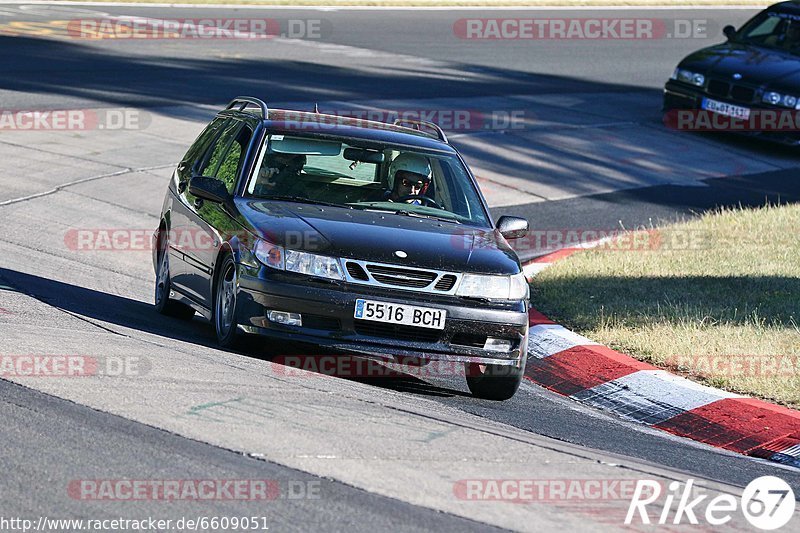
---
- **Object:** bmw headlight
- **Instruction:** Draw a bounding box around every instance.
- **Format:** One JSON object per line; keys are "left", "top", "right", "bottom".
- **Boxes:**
{"left": 762, "top": 91, "right": 800, "bottom": 108}
{"left": 285, "top": 250, "right": 344, "bottom": 280}
{"left": 254, "top": 239, "right": 284, "bottom": 269}
{"left": 673, "top": 69, "right": 705, "bottom": 87}
{"left": 456, "top": 273, "right": 529, "bottom": 300}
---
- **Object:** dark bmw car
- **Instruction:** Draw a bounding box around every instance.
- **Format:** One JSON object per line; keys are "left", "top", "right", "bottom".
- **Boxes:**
{"left": 664, "top": 1, "right": 800, "bottom": 143}
{"left": 152, "top": 97, "right": 531, "bottom": 400}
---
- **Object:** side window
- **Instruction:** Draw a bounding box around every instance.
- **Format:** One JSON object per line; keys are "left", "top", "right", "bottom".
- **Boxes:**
{"left": 743, "top": 14, "right": 781, "bottom": 40}
{"left": 216, "top": 125, "right": 254, "bottom": 194}
{"left": 182, "top": 118, "right": 227, "bottom": 175}
{"left": 199, "top": 120, "right": 241, "bottom": 180}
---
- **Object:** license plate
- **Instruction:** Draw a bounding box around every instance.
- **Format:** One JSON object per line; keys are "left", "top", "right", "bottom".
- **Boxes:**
{"left": 354, "top": 299, "right": 446, "bottom": 330}
{"left": 701, "top": 98, "right": 750, "bottom": 120}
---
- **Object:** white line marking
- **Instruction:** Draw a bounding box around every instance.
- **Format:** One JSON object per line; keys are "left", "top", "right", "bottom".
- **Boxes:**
{"left": 0, "top": 163, "right": 174, "bottom": 207}
{"left": 527, "top": 324, "right": 599, "bottom": 359}
{"left": 573, "top": 369, "right": 741, "bottom": 425}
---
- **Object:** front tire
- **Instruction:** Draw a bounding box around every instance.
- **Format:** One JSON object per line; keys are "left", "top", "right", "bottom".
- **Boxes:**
{"left": 465, "top": 354, "right": 526, "bottom": 401}
{"left": 154, "top": 236, "right": 196, "bottom": 320}
{"left": 214, "top": 254, "right": 240, "bottom": 348}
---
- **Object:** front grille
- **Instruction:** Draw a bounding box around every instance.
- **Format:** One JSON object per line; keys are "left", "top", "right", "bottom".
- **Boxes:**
{"left": 366, "top": 264, "right": 437, "bottom": 288}
{"left": 343, "top": 259, "right": 461, "bottom": 295}
{"left": 354, "top": 320, "right": 441, "bottom": 343}
{"left": 345, "top": 262, "right": 369, "bottom": 281}
{"left": 302, "top": 315, "right": 341, "bottom": 331}
{"left": 705, "top": 79, "right": 755, "bottom": 104}
{"left": 730, "top": 85, "right": 755, "bottom": 103}
{"left": 434, "top": 274, "right": 457, "bottom": 291}
{"left": 451, "top": 332, "right": 487, "bottom": 348}
{"left": 707, "top": 79, "right": 729, "bottom": 98}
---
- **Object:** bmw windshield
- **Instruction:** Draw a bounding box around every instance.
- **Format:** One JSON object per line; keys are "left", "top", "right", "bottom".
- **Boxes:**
{"left": 245, "top": 134, "right": 491, "bottom": 227}
{"left": 734, "top": 10, "right": 800, "bottom": 54}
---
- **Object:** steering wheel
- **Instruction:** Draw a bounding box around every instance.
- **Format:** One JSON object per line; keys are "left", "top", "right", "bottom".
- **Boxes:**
{"left": 397, "top": 195, "right": 442, "bottom": 209}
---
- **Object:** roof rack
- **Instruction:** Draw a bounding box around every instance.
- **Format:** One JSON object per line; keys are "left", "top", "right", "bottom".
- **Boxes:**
{"left": 392, "top": 119, "right": 448, "bottom": 143}
{"left": 225, "top": 96, "right": 269, "bottom": 118}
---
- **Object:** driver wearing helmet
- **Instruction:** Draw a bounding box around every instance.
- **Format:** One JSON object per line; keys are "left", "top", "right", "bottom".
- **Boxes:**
{"left": 386, "top": 153, "right": 432, "bottom": 204}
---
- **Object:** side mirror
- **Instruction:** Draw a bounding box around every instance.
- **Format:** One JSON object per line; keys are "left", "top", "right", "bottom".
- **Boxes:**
{"left": 496, "top": 216, "right": 528, "bottom": 239}
{"left": 188, "top": 175, "right": 230, "bottom": 204}
{"left": 723, "top": 25, "right": 736, "bottom": 40}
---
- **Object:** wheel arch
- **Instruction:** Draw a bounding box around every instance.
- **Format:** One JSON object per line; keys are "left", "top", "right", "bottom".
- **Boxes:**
{"left": 210, "top": 238, "right": 243, "bottom": 319}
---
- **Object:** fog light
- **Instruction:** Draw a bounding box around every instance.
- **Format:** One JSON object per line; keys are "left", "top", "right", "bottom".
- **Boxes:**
{"left": 267, "top": 310, "right": 302, "bottom": 327}
{"left": 483, "top": 338, "right": 512, "bottom": 352}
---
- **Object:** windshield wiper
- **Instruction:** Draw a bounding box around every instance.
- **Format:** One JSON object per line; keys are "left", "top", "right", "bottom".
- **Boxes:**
{"left": 365, "top": 207, "right": 461, "bottom": 224}
{"left": 264, "top": 196, "right": 352, "bottom": 209}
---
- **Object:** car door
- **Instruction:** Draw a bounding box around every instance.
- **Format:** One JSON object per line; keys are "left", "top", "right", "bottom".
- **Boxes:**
{"left": 173, "top": 119, "right": 254, "bottom": 309}
{"left": 168, "top": 117, "right": 229, "bottom": 304}
{"left": 193, "top": 122, "right": 255, "bottom": 304}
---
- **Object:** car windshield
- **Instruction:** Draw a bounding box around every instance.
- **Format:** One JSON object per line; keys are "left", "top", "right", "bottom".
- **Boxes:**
{"left": 245, "top": 134, "right": 491, "bottom": 226}
{"left": 735, "top": 10, "right": 800, "bottom": 53}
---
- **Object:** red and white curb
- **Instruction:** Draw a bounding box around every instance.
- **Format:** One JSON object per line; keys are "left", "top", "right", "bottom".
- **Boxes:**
{"left": 521, "top": 249, "right": 800, "bottom": 469}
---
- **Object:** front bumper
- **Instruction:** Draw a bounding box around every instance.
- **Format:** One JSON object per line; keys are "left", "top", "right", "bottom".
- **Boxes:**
{"left": 663, "top": 80, "right": 800, "bottom": 146}
{"left": 235, "top": 269, "right": 529, "bottom": 367}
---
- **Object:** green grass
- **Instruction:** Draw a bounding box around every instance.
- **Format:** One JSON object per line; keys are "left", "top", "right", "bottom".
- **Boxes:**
{"left": 532, "top": 203, "right": 800, "bottom": 408}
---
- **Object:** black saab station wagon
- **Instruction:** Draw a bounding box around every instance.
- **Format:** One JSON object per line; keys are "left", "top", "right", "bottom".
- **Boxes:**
{"left": 153, "top": 97, "right": 531, "bottom": 400}
{"left": 664, "top": 1, "right": 800, "bottom": 144}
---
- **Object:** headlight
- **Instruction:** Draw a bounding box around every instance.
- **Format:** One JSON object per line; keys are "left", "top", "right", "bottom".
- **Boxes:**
{"left": 456, "top": 273, "right": 529, "bottom": 300}
{"left": 674, "top": 69, "right": 705, "bottom": 87}
{"left": 254, "top": 239, "right": 284, "bottom": 269}
{"left": 762, "top": 91, "right": 800, "bottom": 108}
{"left": 763, "top": 91, "right": 781, "bottom": 105}
{"left": 285, "top": 250, "right": 344, "bottom": 280}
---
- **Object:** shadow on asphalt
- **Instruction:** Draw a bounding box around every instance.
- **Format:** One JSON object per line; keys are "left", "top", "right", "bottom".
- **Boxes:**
{"left": 0, "top": 34, "right": 650, "bottom": 111}
{"left": 2, "top": 34, "right": 797, "bottom": 224}
{"left": 0, "top": 267, "right": 468, "bottom": 398}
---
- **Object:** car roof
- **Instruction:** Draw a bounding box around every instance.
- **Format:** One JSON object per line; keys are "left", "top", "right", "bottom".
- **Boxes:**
{"left": 219, "top": 97, "right": 458, "bottom": 153}
{"left": 770, "top": 1, "right": 800, "bottom": 13}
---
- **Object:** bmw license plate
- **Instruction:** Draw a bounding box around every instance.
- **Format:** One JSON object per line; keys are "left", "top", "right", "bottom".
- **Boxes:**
{"left": 354, "top": 299, "right": 446, "bottom": 330}
{"left": 701, "top": 98, "right": 750, "bottom": 120}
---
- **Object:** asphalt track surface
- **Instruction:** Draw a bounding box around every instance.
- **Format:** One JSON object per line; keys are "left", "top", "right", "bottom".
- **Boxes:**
{"left": 1, "top": 3, "right": 800, "bottom": 531}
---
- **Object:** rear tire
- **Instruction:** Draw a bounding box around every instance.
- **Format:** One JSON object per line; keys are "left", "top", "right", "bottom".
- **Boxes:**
{"left": 154, "top": 236, "right": 196, "bottom": 320}
{"left": 214, "top": 254, "right": 241, "bottom": 348}
{"left": 465, "top": 354, "right": 526, "bottom": 401}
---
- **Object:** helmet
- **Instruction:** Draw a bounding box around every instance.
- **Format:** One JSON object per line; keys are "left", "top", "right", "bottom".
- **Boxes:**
{"left": 388, "top": 153, "right": 431, "bottom": 190}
